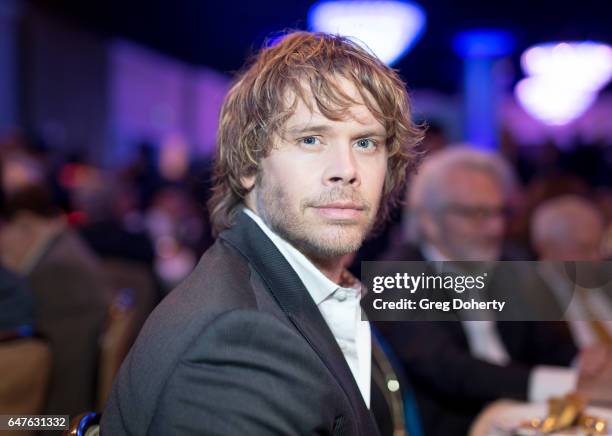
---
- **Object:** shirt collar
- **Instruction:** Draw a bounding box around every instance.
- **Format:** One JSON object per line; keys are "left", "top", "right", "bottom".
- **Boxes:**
{"left": 242, "top": 208, "right": 341, "bottom": 305}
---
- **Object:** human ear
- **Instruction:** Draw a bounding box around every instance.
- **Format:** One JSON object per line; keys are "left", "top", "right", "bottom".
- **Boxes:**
{"left": 240, "top": 174, "right": 256, "bottom": 191}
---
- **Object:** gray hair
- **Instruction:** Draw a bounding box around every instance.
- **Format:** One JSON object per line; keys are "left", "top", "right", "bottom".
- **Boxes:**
{"left": 405, "top": 145, "right": 517, "bottom": 242}
{"left": 531, "top": 195, "right": 604, "bottom": 249}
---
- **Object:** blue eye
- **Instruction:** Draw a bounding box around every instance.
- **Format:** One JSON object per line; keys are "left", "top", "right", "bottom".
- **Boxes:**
{"left": 355, "top": 138, "right": 376, "bottom": 150}
{"left": 300, "top": 136, "right": 321, "bottom": 146}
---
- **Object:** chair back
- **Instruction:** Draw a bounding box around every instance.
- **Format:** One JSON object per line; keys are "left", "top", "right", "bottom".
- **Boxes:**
{"left": 0, "top": 336, "right": 51, "bottom": 436}
{"left": 97, "top": 259, "right": 158, "bottom": 409}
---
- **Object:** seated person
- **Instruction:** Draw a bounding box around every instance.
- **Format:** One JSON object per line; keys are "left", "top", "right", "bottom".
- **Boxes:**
{"left": 378, "top": 148, "right": 587, "bottom": 436}
{"left": 531, "top": 195, "right": 612, "bottom": 347}
{"left": 0, "top": 264, "right": 34, "bottom": 336}
{"left": 0, "top": 181, "right": 109, "bottom": 417}
{"left": 0, "top": 264, "right": 50, "bottom": 418}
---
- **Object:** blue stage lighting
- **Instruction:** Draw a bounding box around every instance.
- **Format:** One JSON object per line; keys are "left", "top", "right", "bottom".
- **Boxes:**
{"left": 308, "top": 0, "right": 426, "bottom": 65}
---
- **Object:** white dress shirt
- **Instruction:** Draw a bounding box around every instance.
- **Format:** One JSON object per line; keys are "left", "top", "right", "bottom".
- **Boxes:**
{"left": 421, "top": 243, "right": 576, "bottom": 402}
{"left": 243, "top": 208, "right": 371, "bottom": 407}
{"left": 537, "top": 263, "right": 612, "bottom": 348}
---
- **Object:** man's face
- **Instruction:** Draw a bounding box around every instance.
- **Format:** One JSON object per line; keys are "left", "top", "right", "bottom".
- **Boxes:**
{"left": 426, "top": 168, "right": 506, "bottom": 261}
{"left": 243, "top": 79, "right": 388, "bottom": 260}
{"left": 547, "top": 214, "right": 604, "bottom": 261}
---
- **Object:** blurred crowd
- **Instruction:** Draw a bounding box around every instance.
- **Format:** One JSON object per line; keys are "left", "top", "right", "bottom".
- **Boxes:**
{"left": 0, "top": 130, "right": 216, "bottom": 426}
{"left": 0, "top": 125, "right": 610, "bottom": 434}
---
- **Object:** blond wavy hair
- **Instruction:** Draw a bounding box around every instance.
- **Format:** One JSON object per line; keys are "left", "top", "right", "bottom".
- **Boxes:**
{"left": 208, "top": 31, "right": 424, "bottom": 236}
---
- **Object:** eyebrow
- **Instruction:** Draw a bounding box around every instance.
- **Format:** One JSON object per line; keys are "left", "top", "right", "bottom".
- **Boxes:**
{"left": 352, "top": 130, "right": 387, "bottom": 139}
{"left": 285, "top": 124, "right": 387, "bottom": 139}
{"left": 285, "top": 124, "right": 333, "bottom": 136}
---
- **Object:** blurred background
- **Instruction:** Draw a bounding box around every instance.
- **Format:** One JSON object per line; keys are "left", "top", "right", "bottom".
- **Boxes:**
{"left": 0, "top": 0, "right": 611, "bottom": 432}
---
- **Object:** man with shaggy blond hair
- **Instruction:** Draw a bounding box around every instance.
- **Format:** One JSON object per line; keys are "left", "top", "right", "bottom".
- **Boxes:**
{"left": 102, "top": 31, "right": 422, "bottom": 435}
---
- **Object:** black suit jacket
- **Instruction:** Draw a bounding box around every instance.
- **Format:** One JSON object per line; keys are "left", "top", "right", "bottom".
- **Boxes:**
{"left": 102, "top": 211, "right": 380, "bottom": 435}
{"left": 377, "top": 243, "right": 577, "bottom": 436}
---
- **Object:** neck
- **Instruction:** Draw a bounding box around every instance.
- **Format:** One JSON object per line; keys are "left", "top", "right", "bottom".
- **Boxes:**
{"left": 308, "top": 254, "right": 347, "bottom": 284}
{"left": 243, "top": 203, "right": 353, "bottom": 285}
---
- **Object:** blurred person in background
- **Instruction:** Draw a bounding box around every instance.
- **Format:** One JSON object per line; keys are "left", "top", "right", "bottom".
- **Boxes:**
{"left": 0, "top": 264, "right": 34, "bottom": 336}
{"left": 378, "top": 147, "right": 581, "bottom": 436}
{"left": 531, "top": 195, "right": 612, "bottom": 348}
{"left": 71, "top": 167, "right": 155, "bottom": 269}
{"left": 0, "top": 141, "right": 35, "bottom": 335}
{"left": 531, "top": 195, "right": 606, "bottom": 262}
{"left": 387, "top": 146, "right": 525, "bottom": 262}
{"left": 144, "top": 187, "right": 204, "bottom": 291}
{"left": 69, "top": 166, "right": 161, "bottom": 386}
{"left": 0, "top": 246, "right": 48, "bottom": 420}
{"left": 0, "top": 218, "right": 51, "bottom": 420}
{"left": 0, "top": 153, "right": 109, "bottom": 419}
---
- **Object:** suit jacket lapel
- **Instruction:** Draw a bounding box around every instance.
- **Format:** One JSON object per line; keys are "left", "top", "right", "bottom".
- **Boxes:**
{"left": 220, "top": 211, "right": 379, "bottom": 435}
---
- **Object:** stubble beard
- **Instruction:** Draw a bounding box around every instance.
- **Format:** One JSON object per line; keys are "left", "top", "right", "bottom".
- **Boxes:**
{"left": 255, "top": 174, "right": 377, "bottom": 260}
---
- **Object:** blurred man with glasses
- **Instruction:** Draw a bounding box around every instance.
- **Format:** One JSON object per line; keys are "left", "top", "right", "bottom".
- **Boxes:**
{"left": 380, "top": 147, "right": 579, "bottom": 436}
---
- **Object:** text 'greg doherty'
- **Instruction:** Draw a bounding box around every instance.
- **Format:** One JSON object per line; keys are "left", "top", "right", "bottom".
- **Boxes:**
{"left": 371, "top": 272, "right": 488, "bottom": 294}
{"left": 372, "top": 298, "right": 506, "bottom": 312}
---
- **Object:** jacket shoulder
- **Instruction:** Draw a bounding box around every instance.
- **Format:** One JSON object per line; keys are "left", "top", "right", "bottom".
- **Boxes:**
{"left": 102, "top": 239, "right": 264, "bottom": 430}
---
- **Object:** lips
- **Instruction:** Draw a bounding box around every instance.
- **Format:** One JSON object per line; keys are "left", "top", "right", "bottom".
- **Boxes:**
{"left": 312, "top": 202, "right": 365, "bottom": 220}
{"left": 316, "top": 202, "right": 365, "bottom": 210}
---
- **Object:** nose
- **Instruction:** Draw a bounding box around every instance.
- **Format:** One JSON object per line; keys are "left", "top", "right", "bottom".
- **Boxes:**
{"left": 482, "top": 213, "right": 505, "bottom": 238}
{"left": 322, "top": 144, "right": 360, "bottom": 187}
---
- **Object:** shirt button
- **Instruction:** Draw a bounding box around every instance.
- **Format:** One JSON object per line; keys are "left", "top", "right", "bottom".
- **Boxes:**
{"left": 335, "top": 289, "right": 347, "bottom": 302}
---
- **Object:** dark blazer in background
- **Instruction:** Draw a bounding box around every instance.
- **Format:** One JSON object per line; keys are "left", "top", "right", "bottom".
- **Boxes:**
{"left": 377, "top": 243, "right": 577, "bottom": 436}
{"left": 378, "top": 320, "right": 577, "bottom": 436}
{"left": 102, "top": 211, "right": 380, "bottom": 435}
{"left": 27, "top": 229, "right": 109, "bottom": 421}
